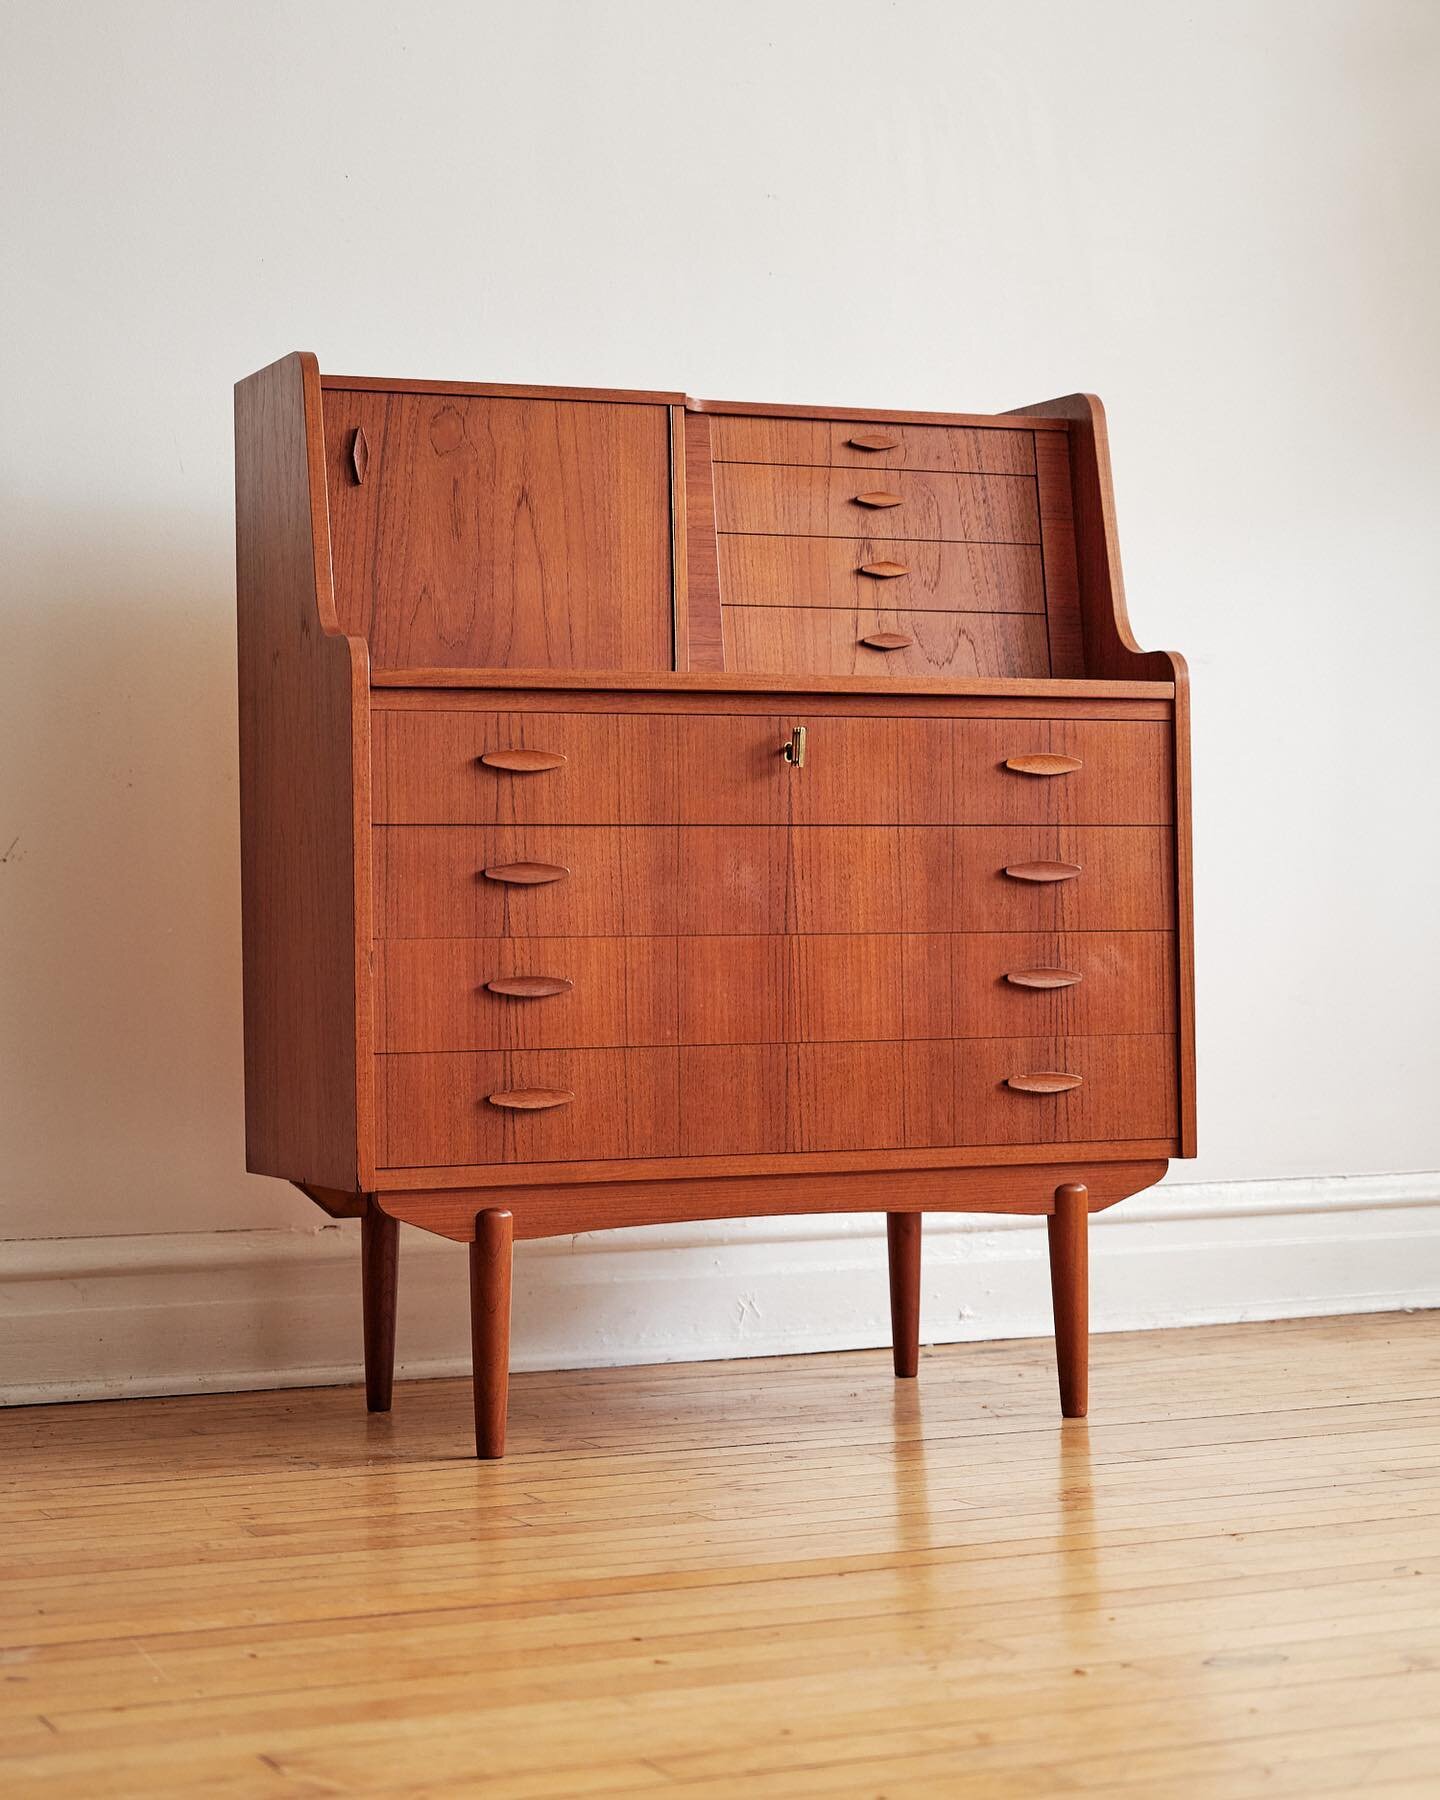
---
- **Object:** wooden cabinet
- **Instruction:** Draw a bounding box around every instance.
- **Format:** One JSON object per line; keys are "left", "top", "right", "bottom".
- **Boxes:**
{"left": 237, "top": 355, "right": 1194, "bottom": 1456}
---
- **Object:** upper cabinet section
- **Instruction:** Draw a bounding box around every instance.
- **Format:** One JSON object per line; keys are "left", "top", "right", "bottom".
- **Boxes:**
{"left": 322, "top": 389, "right": 674, "bottom": 673}
{"left": 249, "top": 362, "right": 1175, "bottom": 692}
{"left": 686, "top": 407, "right": 1077, "bottom": 681}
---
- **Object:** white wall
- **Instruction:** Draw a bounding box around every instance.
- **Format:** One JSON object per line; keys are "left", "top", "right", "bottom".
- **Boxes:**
{"left": 4, "top": 0, "right": 1439, "bottom": 1399}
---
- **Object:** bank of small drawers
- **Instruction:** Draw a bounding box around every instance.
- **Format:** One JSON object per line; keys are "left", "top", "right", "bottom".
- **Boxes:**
{"left": 373, "top": 708, "right": 1180, "bottom": 1170}
{"left": 706, "top": 413, "right": 1049, "bottom": 677}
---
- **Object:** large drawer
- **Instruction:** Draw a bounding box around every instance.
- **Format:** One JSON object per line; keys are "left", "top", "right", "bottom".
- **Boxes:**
{"left": 710, "top": 415, "right": 1036, "bottom": 475}
{"left": 713, "top": 464, "right": 1040, "bottom": 543}
{"left": 374, "top": 712, "right": 1172, "bottom": 826}
{"left": 375, "top": 1033, "right": 1177, "bottom": 1168}
{"left": 722, "top": 606, "right": 1050, "bottom": 679}
{"left": 375, "top": 825, "right": 1175, "bottom": 938}
{"left": 377, "top": 930, "right": 1175, "bottom": 1052}
{"left": 718, "top": 534, "right": 1046, "bottom": 613}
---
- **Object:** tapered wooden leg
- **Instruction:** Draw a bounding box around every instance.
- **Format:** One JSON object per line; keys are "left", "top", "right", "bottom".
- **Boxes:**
{"left": 469, "top": 1209, "right": 514, "bottom": 1459}
{"left": 1048, "top": 1183, "right": 1089, "bottom": 1418}
{"left": 360, "top": 1207, "right": 399, "bottom": 1413}
{"left": 887, "top": 1211, "right": 921, "bottom": 1378}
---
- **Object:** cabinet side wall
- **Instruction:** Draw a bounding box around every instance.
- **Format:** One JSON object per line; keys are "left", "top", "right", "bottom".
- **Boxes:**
{"left": 236, "top": 352, "right": 370, "bottom": 1189}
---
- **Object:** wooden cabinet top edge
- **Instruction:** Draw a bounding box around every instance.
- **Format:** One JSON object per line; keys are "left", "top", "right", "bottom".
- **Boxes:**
{"left": 318, "top": 374, "right": 688, "bottom": 404}
{"left": 368, "top": 668, "right": 1174, "bottom": 699}
{"left": 687, "top": 397, "right": 1071, "bottom": 430}
{"left": 310, "top": 369, "right": 1070, "bottom": 429}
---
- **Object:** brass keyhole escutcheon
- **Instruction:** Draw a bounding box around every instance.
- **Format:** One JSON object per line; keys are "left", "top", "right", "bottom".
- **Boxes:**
{"left": 782, "top": 725, "right": 807, "bottom": 768}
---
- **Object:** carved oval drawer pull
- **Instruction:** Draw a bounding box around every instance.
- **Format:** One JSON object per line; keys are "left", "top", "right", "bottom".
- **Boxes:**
{"left": 485, "top": 975, "right": 574, "bottom": 998}
{"left": 482, "top": 861, "right": 569, "bottom": 885}
{"left": 1006, "top": 1072, "right": 1083, "bottom": 1095}
{"left": 349, "top": 426, "right": 369, "bottom": 485}
{"left": 479, "top": 749, "right": 568, "bottom": 773}
{"left": 854, "top": 490, "right": 904, "bottom": 508}
{"left": 861, "top": 632, "right": 913, "bottom": 651}
{"left": 847, "top": 433, "right": 900, "bottom": 452}
{"left": 487, "top": 1088, "right": 575, "bottom": 1111}
{"left": 858, "top": 560, "right": 909, "bottom": 578}
{"left": 1003, "top": 861, "right": 1081, "bottom": 883}
{"left": 1004, "top": 968, "right": 1083, "bottom": 990}
{"left": 1004, "top": 754, "right": 1083, "bottom": 777}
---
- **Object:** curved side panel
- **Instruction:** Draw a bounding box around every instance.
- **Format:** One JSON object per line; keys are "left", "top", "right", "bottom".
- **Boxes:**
{"left": 236, "top": 352, "right": 373, "bottom": 1189}
{"left": 1003, "top": 392, "right": 1174, "bottom": 682}
{"left": 376, "top": 1159, "right": 1170, "bottom": 1242}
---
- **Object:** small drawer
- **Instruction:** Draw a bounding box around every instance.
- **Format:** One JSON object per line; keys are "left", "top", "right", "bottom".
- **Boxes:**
{"left": 376, "top": 1047, "right": 681, "bottom": 1168}
{"left": 722, "top": 606, "right": 1050, "bottom": 680}
{"left": 718, "top": 534, "right": 1046, "bottom": 614}
{"left": 709, "top": 416, "right": 1036, "bottom": 476}
{"left": 784, "top": 718, "right": 1173, "bottom": 826}
{"left": 713, "top": 464, "right": 1040, "bottom": 544}
{"left": 957, "top": 1035, "right": 1178, "bottom": 1145}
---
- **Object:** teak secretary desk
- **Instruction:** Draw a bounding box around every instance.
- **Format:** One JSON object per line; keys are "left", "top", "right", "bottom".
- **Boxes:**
{"left": 236, "top": 352, "right": 1194, "bottom": 1457}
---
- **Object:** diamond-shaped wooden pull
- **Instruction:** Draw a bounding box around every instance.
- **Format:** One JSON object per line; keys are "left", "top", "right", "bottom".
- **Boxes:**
{"left": 488, "top": 1088, "right": 574, "bottom": 1110}
{"left": 858, "top": 560, "right": 909, "bottom": 578}
{"left": 349, "top": 426, "right": 369, "bottom": 485}
{"left": 847, "top": 433, "right": 900, "bottom": 451}
{"left": 854, "top": 490, "right": 904, "bottom": 508}
{"left": 860, "top": 632, "right": 913, "bottom": 651}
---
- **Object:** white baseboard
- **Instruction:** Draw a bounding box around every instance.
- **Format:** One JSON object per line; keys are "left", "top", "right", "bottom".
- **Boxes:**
{"left": 3, "top": 1172, "right": 1437, "bottom": 1405}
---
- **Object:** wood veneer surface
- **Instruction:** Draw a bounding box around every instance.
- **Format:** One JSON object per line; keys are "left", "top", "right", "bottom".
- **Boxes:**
{"left": 323, "top": 390, "right": 672, "bottom": 672}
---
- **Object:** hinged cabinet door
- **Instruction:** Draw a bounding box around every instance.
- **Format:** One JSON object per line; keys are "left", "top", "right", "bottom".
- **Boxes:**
{"left": 324, "top": 391, "right": 673, "bottom": 672}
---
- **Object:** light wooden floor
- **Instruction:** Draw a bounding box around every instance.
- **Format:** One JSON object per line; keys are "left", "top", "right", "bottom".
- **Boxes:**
{"left": 3, "top": 1313, "right": 1439, "bottom": 1798}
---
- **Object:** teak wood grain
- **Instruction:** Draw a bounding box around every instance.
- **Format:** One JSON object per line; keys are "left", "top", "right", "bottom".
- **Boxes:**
{"left": 373, "top": 823, "right": 1172, "bottom": 940}
{"left": 376, "top": 1039, "right": 1174, "bottom": 1169}
{"left": 680, "top": 412, "right": 724, "bottom": 671}
{"left": 722, "top": 606, "right": 1051, "bottom": 678}
{"left": 374, "top": 706, "right": 1170, "bottom": 828}
{"left": 369, "top": 668, "right": 1174, "bottom": 699}
{"left": 714, "top": 464, "right": 1041, "bottom": 544}
{"left": 709, "top": 414, "right": 1037, "bottom": 475}
{"left": 323, "top": 391, "right": 672, "bottom": 673}
{"left": 235, "top": 353, "right": 372, "bottom": 1190}
{"left": 377, "top": 929, "right": 1174, "bottom": 1054}
{"left": 717, "top": 533, "right": 1047, "bottom": 613}
{"left": 1006, "top": 392, "right": 1195, "bottom": 1149}
{"left": 237, "top": 358, "right": 1193, "bottom": 1456}
{"left": 375, "top": 1156, "right": 1169, "bottom": 1239}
